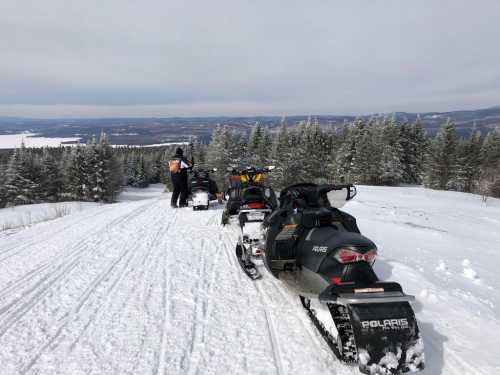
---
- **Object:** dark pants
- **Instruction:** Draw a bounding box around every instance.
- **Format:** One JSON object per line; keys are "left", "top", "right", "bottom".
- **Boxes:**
{"left": 171, "top": 173, "right": 189, "bottom": 207}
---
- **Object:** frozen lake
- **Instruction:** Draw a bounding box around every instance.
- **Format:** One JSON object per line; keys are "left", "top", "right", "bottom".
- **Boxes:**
{"left": 0, "top": 132, "right": 81, "bottom": 149}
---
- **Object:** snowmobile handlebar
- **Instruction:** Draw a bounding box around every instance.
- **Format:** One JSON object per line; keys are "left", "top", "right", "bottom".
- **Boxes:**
{"left": 319, "top": 184, "right": 357, "bottom": 200}
{"left": 189, "top": 168, "right": 217, "bottom": 174}
{"left": 226, "top": 165, "right": 275, "bottom": 175}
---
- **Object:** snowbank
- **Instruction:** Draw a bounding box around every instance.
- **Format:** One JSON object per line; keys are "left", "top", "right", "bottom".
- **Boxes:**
{"left": 0, "top": 202, "right": 99, "bottom": 232}
{"left": 348, "top": 186, "right": 500, "bottom": 374}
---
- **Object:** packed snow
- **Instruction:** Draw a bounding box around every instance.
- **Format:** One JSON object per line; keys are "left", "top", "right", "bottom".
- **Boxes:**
{"left": 0, "top": 185, "right": 499, "bottom": 374}
{"left": 0, "top": 132, "right": 81, "bottom": 149}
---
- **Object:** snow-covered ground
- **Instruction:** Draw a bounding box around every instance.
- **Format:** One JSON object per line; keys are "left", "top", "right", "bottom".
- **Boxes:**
{"left": 0, "top": 185, "right": 499, "bottom": 374}
{"left": 0, "top": 202, "right": 99, "bottom": 232}
{"left": 0, "top": 132, "right": 81, "bottom": 149}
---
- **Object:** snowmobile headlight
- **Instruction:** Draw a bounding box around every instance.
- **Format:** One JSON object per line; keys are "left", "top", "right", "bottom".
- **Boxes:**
{"left": 334, "top": 247, "right": 377, "bottom": 264}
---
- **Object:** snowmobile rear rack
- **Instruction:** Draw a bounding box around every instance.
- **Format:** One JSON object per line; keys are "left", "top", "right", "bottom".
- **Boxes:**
{"left": 319, "top": 282, "right": 415, "bottom": 305}
{"left": 331, "top": 292, "right": 415, "bottom": 305}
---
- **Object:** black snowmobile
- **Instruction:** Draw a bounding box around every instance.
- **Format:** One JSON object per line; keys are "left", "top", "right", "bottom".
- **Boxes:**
{"left": 240, "top": 183, "right": 424, "bottom": 374}
{"left": 189, "top": 168, "right": 220, "bottom": 210}
{"left": 222, "top": 166, "right": 278, "bottom": 278}
{"left": 222, "top": 166, "right": 278, "bottom": 224}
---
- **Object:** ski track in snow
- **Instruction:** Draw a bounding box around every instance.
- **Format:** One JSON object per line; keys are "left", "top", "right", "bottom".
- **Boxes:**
{"left": 0, "top": 185, "right": 499, "bottom": 374}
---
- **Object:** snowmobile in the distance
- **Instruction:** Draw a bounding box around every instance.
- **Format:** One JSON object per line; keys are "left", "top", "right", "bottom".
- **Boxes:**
{"left": 246, "top": 183, "right": 424, "bottom": 374}
{"left": 189, "top": 168, "right": 221, "bottom": 210}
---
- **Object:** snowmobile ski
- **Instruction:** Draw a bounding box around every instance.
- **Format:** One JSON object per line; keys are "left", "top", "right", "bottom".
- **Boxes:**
{"left": 236, "top": 244, "right": 262, "bottom": 280}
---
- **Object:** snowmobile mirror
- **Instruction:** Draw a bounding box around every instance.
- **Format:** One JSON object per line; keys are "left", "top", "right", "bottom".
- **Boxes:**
{"left": 326, "top": 188, "right": 349, "bottom": 208}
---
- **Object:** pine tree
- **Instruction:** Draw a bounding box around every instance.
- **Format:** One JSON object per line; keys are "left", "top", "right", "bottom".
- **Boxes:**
{"left": 0, "top": 162, "right": 7, "bottom": 208}
{"left": 351, "top": 119, "right": 373, "bottom": 184}
{"left": 207, "top": 125, "right": 237, "bottom": 190}
{"left": 272, "top": 121, "right": 296, "bottom": 188}
{"left": 132, "top": 154, "right": 148, "bottom": 188}
{"left": 66, "top": 145, "right": 89, "bottom": 200}
{"left": 452, "top": 128, "right": 482, "bottom": 192}
{"left": 424, "top": 120, "right": 458, "bottom": 189}
{"left": 334, "top": 124, "right": 356, "bottom": 183}
{"left": 255, "top": 127, "right": 272, "bottom": 166}
{"left": 4, "top": 142, "right": 40, "bottom": 205}
{"left": 378, "top": 116, "right": 403, "bottom": 185}
{"left": 399, "top": 122, "right": 414, "bottom": 183}
{"left": 40, "top": 147, "right": 63, "bottom": 201}
{"left": 479, "top": 127, "right": 500, "bottom": 198}
{"left": 410, "top": 118, "right": 428, "bottom": 184}
{"left": 247, "top": 122, "right": 264, "bottom": 164}
{"left": 98, "top": 134, "right": 122, "bottom": 201}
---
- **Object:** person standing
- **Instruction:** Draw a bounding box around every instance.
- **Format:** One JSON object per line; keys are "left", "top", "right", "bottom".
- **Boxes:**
{"left": 169, "top": 147, "right": 193, "bottom": 207}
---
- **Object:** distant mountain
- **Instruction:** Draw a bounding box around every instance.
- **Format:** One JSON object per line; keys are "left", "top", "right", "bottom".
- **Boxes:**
{"left": 0, "top": 106, "right": 498, "bottom": 145}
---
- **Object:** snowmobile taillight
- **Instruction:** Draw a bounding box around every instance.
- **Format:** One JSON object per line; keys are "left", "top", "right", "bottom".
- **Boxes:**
{"left": 330, "top": 276, "right": 342, "bottom": 285}
{"left": 334, "top": 248, "right": 377, "bottom": 264}
{"left": 247, "top": 202, "right": 264, "bottom": 209}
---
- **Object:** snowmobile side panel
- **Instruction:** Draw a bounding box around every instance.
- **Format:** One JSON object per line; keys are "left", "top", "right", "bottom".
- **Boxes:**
{"left": 348, "top": 302, "right": 424, "bottom": 374}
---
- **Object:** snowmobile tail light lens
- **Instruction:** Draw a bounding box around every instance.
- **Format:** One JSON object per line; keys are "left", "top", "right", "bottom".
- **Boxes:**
{"left": 334, "top": 248, "right": 377, "bottom": 264}
{"left": 247, "top": 202, "right": 264, "bottom": 209}
{"left": 330, "top": 276, "right": 342, "bottom": 285}
{"left": 364, "top": 249, "right": 377, "bottom": 264}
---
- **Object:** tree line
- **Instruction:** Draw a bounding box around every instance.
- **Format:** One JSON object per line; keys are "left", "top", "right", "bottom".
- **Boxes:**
{"left": 0, "top": 118, "right": 499, "bottom": 208}
{"left": 205, "top": 117, "right": 500, "bottom": 198}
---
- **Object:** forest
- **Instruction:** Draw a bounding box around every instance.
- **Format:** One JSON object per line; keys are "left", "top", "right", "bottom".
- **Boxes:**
{"left": 1, "top": 116, "right": 499, "bottom": 208}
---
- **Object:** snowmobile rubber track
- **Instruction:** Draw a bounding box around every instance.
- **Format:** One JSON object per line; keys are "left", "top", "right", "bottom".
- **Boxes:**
{"left": 300, "top": 296, "right": 357, "bottom": 363}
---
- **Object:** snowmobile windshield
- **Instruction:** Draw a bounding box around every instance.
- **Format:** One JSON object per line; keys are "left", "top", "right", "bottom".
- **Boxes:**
{"left": 279, "top": 184, "right": 356, "bottom": 210}
{"left": 279, "top": 183, "right": 321, "bottom": 209}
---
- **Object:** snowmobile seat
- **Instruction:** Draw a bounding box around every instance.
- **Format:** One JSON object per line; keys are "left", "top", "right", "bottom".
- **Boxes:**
{"left": 300, "top": 208, "right": 334, "bottom": 228}
{"left": 241, "top": 186, "right": 265, "bottom": 204}
{"left": 279, "top": 183, "right": 320, "bottom": 209}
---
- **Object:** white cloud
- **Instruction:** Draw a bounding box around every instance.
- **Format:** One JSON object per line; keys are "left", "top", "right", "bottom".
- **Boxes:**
{"left": 1, "top": 0, "right": 500, "bottom": 117}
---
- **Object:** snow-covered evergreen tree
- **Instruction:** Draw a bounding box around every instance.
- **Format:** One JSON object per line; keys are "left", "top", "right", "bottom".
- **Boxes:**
{"left": 0, "top": 161, "right": 7, "bottom": 208}
{"left": 451, "top": 128, "right": 482, "bottom": 192}
{"left": 378, "top": 116, "right": 404, "bottom": 185}
{"left": 333, "top": 124, "right": 356, "bottom": 183}
{"left": 39, "top": 147, "right": 63, "bottom": 201}
{"left": 65, "top": 145, "right": 90, "bottom": 200}
{"left": 410, "top": 118, "right": 428, "bottom": 184}
{"left": 479, "top": 127, "right": 500, "bottom": 198}
{"left": 207, "top": 125, "right": 238, "bottom": 190}
{"left": 4, "top": 142, "right": 40, "bottom": 205}
{"left": 424, "top": 120, "right": 458, "bottom": 189}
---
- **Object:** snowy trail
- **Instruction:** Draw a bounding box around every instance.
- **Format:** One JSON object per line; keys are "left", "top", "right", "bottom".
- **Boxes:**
{"left": 0, "top": 193, "right": 356, "bottom": 375}
{"left": 0, "top": 186, "right": 499, "bottom": 374}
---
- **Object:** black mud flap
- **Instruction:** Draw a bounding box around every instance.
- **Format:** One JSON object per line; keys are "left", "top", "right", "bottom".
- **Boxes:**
{"left": 348, "top": 302, "right": 424, "bottom": 374}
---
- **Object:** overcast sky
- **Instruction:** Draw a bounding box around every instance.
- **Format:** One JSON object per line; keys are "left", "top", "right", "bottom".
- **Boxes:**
{"left": 1, "top": 0, "right": 500, "bottom": 118}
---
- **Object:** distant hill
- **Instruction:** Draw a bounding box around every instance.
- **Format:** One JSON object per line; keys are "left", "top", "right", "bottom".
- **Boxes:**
{"left": 0, "top": 106, "right": 498, "bottom": 145}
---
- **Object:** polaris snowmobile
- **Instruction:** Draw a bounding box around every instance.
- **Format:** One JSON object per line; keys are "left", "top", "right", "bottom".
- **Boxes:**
{"left": 222, "top": 166, "right": 278, "bottom": 278}
{"left": 189, "top": 168, "right": 221, "bottom": 210}
{"left": 241, "top": 183, "right": 424, "bottom": 374}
